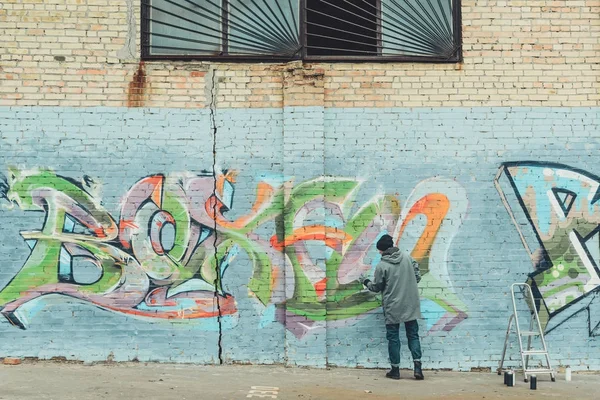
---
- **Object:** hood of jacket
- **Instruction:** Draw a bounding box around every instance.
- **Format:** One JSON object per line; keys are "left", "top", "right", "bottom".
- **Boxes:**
{"left": 381, "top": 247, "right": 404, "bottom": 264}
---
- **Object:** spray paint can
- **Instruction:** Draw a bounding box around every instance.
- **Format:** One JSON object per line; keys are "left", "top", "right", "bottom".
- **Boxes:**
{"left": 530, "top": 375, "right": 537, "bottom": 390}
{"left": 507, "top": 371, "right": 514, "bottom": 387}
{"left": 565, "top": 367, "right": 572, "bottom": 381}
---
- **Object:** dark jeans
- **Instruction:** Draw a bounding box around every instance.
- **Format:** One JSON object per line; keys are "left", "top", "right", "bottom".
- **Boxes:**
{"left": 386, "top": 320, "right": 422, "bottom": 367}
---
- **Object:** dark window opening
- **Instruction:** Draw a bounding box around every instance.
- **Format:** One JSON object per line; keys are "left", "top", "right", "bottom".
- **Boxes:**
{"left": 141, "top": 0, "right": 462, "bottom": 62}
{"left": 306, "top": 0, "right": 378, "bottom": 56}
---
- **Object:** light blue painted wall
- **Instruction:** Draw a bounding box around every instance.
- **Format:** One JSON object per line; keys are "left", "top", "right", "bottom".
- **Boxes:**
{"left": 0, "top": 106, "right": 599, "bottom": 370}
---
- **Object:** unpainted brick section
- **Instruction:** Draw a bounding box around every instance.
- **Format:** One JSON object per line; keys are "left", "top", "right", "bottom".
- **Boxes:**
{"left": 0, "top": 1, "right": 598, "bottom": 107}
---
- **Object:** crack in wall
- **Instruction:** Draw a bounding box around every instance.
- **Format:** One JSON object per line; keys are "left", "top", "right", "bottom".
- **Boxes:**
{"left": 116, "top": 0, "right": 136, "bottom": 60}
{"left": 208, "top": 67, "right": 224, "bottom": 365}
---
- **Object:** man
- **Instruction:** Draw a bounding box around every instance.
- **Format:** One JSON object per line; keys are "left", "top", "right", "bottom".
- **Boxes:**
{"left": 362, "top": 234, "right": 424, "bottom": 380}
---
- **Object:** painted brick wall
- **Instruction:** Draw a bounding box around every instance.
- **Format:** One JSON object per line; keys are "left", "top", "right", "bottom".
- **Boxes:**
{"left": 1, "top": 106, "right": 599, "bottom": 370}
{"left": 0, "top": 0, "right": 599, "bottom": 371}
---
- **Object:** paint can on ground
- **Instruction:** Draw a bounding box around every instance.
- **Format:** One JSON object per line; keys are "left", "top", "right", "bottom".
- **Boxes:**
{"left": 565, "top": 367, "right": 572, "bottom": 381}
{"left": 507, "top": 371, "right": 514, "bottom": 387}
{"left": 530, "top": 375, "right": 537, "bottom": 390}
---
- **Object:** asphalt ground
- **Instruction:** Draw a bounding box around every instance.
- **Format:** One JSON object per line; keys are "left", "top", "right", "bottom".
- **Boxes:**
{"left": 0, "top": 362, "right": 598, "bottom": 400}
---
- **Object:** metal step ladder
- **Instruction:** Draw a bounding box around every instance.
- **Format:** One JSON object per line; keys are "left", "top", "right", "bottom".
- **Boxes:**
{"left": 498, "top": 283, "right": 556, "bottom": 382}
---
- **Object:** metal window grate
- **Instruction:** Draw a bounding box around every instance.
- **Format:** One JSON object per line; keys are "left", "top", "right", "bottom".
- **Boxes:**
{"left": 141, "top": 0, "right": 461, "bottom": 62}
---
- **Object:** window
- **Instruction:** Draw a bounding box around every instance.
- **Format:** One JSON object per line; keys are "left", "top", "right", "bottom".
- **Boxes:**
{"left": 306, "top": 0, "right": 378, "bottom": 56}
{"left": 141, "top": 0, "right": 461, "bottom": 62}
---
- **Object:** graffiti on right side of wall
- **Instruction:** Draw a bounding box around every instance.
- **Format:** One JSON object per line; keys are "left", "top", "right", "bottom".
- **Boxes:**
{"left": 496, "top": 162, "right": 600, "bottom": 337}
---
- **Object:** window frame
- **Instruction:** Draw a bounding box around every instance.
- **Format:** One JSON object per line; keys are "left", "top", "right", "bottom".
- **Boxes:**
{"left": 141, "top": 0, "right": 462, "bottom": 63}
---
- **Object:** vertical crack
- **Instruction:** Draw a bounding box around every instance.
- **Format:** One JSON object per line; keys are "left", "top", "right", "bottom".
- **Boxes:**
{"left": 208, "top": 67, "right": 223, "bottom": 365}
{"left": 116, "top": 0, "right": 136, "bottom": 59}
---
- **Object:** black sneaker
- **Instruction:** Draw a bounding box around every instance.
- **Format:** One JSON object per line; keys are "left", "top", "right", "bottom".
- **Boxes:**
{"left": 386, "top": 366, "right": 400, "bottom": 380}
{"left": 414, "top": 361, "right": 424, "bottom": 380}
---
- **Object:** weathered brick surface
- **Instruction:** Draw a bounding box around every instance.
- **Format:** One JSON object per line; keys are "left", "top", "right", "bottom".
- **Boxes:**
{"left": 0, "top": 1, "right": 599, "bottom": 372}
{"left": 0, "top": 1, "right": 598, "bottom": 107}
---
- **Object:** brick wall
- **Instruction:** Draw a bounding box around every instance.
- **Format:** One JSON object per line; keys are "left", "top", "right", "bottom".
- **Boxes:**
{"left": 0, "top": 0, "right": 599, "bottom": 371}
{"left": 1, "top": 106, "right": 599, "bottom": 370}
{"left": 1, "top": 1, "right": 598, "bottom": 107}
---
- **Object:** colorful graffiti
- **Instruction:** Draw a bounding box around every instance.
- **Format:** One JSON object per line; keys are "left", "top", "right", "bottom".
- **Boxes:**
{"left": 496, "top": 162, "right": 600, "bottom": 336}
{"left": 0, "top": 167, "right": 468, "bottom": 335}
{"left": 0, "top": 168, "right": 238, "bottom": 328}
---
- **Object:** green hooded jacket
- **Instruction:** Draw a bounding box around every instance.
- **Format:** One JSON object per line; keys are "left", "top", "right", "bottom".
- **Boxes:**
{"left": 366, "top": 247, "right": 422, "bottom": 324}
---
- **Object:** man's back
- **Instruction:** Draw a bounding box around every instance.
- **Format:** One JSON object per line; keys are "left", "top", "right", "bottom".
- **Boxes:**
{"left": 373, "top": 247, "right": 422, "bottom": 324}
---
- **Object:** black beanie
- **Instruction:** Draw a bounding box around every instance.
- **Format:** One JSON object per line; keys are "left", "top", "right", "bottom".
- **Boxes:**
{"left": 376, "top": 234, "right": 394, "bottom": 251}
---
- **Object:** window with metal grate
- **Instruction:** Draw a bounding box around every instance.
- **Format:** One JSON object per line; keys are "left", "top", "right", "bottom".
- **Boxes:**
{"left": 141, "top": 0, "right": 461, "bottom": 62}
{"left": 306, "top": 0, "right": 378, "bottom": 57}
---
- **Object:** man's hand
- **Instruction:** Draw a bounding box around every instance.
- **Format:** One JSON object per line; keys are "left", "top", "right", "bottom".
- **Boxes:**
{"left": 358, "top": 273, "right": 370, "bottom": 287}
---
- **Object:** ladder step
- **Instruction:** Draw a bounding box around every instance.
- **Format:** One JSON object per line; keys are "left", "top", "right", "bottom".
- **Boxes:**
{"left": 520, "top": 331, "right": 540, "bottom": 336}
{"left": 522, "top": 350, "right": 548, "bottom": 355}
{"left": 524, "top": 368, "right": 554, "bottom": 373}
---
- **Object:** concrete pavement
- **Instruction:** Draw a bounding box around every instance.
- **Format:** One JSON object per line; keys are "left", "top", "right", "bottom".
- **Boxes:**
{"left": 0, "top": 362, "right": 598, "bottom": 400}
